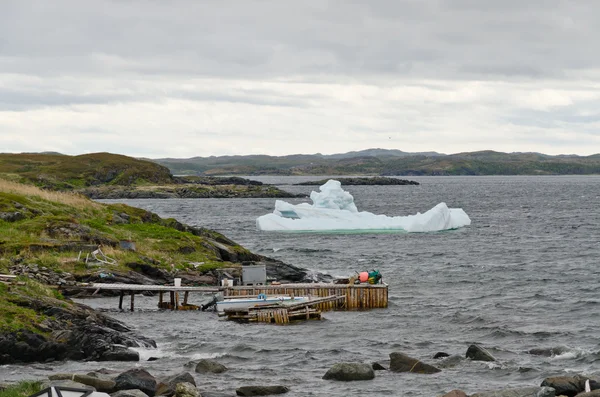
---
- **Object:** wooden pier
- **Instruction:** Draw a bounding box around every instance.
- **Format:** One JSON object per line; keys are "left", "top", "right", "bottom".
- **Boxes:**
{"left": 79, "top": 283, "right": 220, "bottom": 311}
{"left": 223, "top": 283, "right": 388, "bottom": 311}
{"left": 75, "top": 282, "right": 388, "bottom": 311}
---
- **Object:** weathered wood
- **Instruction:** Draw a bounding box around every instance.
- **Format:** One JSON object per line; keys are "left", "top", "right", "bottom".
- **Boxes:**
{"left": 130, "top": 291, "right": 135, "bottom": 311}
{"left": 119, "top": 291, "right": 124, "bottom": 310}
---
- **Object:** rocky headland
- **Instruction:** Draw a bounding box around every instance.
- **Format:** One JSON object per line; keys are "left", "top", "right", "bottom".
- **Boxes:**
{"left": 294, "top": 177, "right": 419, "bottom": 186}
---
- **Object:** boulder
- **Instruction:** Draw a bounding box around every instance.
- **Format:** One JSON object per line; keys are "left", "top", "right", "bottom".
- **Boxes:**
{"left": 112, "top": 390, "right": 150, "bottom": 397}
{"left": 156, "top": 372, "right": 196, "bottom": 396}
{"left": 541, "top": 375, "right": 588, "bottom": 397}
{"left": 389, "top": 352, "right": 441, "bottom": 374}
{"left": 195, "top": 359, "right": 228, "bottom": 374}
{"left": 114, "top": 369, "right": 157, "bottom": 397}
{"left": 48, "top": 374, "right": 75, "bottom": 380}
{"left": 98, "top": 347, "right": 140, "bottom": 362}
{"left": 40, "top": 380, "right": 96, "bottom": 390}
{"left": 72, "top": 374, "right": 116, "bottom": 392}
{"left": 442, "top": 391, "right": 468, "bottom": 397}
{"left": 322, "top": 362, "right": 375, "bottom": 381}
{"left": 471, "top": 386, "right": 555, "bottom": 397}
{"left": 433, "top": 352, "right": 450, "bottom": 359}
{"left": 466, "top": 344, "right": 496, "bottom": 362}
{"left": 235, "top": 386, "right": 289, "bottom": 396}
{"left": 577, "top": 391, "right": 600, "bottom": 397}
{"left": 175, "top": 382, "right": 200, "bottom": 397}
{"left": 371, "top": 362, "right": 387, "bottom": 371}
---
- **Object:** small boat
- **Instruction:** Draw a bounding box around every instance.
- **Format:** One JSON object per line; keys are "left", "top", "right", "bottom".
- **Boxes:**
{"left": 216, "top": 294, "right": 309, "bottom": 312}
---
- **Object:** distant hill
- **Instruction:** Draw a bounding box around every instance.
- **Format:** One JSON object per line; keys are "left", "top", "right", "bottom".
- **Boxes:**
{"left": 0, "top": 152, "right": 174, "bottom": 190}
{"left": 151, "top": 149, "right": 600, "bottom": 176}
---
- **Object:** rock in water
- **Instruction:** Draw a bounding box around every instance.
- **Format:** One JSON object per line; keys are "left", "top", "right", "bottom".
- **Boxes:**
{"left": 466, "top": 344, "right": 496, "bottom": 362}
{"left": 195, "top": 359, "right": 228, "bottom": 374}
{"left": 389, "top": 352, "right": 441, "bottom": 374}
{"left": 235, "top": 385, "right": 289, "bottom": 396}
{"left": 322, "top": 362, "right": 375, "bottom": 381}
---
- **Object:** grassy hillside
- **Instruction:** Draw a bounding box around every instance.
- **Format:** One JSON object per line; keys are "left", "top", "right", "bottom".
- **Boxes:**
{"left": 0, "top": 179, "right": 256, "bottom": 278}
{"left": 0, "top": 152, "right": 174, "bottom": 190}
{"left": 153, "top": 149, "right": 600, "bottom": 176}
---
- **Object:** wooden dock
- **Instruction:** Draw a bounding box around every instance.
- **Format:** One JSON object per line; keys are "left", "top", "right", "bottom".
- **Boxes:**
{"left": 78, "top": 283, "right": 220, "bottom": 311}
{"left": 74, "top": 282, "right": 388, "bottom": 311}
{"left": 223, "top": 283, "right": 388, "bottom": 311}
{"left": 223, "top": 295, "right": 345, "bottom": 324}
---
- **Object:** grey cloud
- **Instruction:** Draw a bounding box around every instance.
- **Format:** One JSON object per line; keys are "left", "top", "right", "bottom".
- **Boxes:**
{"left": 1, "top": 0, "right": 599, "bottom": 80}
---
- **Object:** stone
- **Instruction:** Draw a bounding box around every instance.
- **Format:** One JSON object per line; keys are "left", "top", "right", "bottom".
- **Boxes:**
{"left": 48, "top": 374, "right": 75, "bottom": 380}
{"left": 98, "top": 347, "right": 140, "bottom": 362}
{"left": 175, "top": 382, "right": 200, "bottom": 397}
{"left": 195, "top": 359, "right": 228, "bottom": 374}
{"left": 371, "top": 362, "right": 387, "bottom": 371}
{"left": 72, "top": 374, "right": 116, "bottom": 392}
{"left": 40, "top": 380, "right": 96, "bottom": 390}
{"left": 466, "top": 344, "right": 496, "bottom": 362}
{"left": 433, "top": 352, "right": 450, "bottom": 359}
{"left": 541, "top": 375, "right": 588, "bottom": 397}
{"left": 471, "top": 386, "right": 555, "bottom": 397}
{"left": 156, "top": 372, "right": 196, "bottom": 396}
{"left": 322, "top": 362, "right": 375, "bottom": 381}
{"left": 235, "top": 385, "right": 289, "bottom": 396}
{"left": 114, "top": 368, "right": 157, "bottom": 397}
{"left": 112, "top": 390, "right": 151, "bottom": 397}
{"left": 389, "top": 352, "right": 441, "bottom": 374}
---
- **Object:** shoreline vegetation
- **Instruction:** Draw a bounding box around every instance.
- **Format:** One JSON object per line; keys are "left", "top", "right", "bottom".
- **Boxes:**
{"left": 0, "top": 178, "right": 318, "bottom": 366}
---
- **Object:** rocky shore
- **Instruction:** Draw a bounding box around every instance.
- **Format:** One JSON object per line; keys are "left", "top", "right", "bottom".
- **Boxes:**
{"left": 5, "top": 347, "right": 599, "bottom": 397}
{"left": 80, "top": 184, "right": 303, "bottom": 199}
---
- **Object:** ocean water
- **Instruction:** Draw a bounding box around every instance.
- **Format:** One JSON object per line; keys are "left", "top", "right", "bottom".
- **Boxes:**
{"left": 2, "top": 176, "right": 599, "bottom": 396}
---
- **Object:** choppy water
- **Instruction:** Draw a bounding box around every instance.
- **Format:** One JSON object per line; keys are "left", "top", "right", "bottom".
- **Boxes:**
{"left": 2, "top": 176, "right": 599, "bottom": 396}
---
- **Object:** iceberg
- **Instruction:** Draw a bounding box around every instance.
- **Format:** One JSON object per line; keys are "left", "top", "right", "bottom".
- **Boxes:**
{"left": 256, "top": 180, "right": 471, "bottom": 233}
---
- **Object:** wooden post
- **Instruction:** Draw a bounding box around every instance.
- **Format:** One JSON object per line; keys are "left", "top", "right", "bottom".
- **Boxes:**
{"left": 170, "top": 291, "right": 175, "bottom": 310}
{"left": 175, "top": 292, "right": 179, "bottom": 310}
{"left": 119, "top": 290, "right": 124, "bottom": 310}
{"left": 159, "top": 291, "right": 163, "bottom": 308}
{"left": 130, "top": 291, "right": 135, "bottom": 311}
{"left": 183, "top": 291, "right": 189, "bottom": 305}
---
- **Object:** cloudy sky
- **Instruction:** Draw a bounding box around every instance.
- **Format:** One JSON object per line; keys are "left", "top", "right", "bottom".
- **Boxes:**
{"left": 1, "top": 0, "right": 599, "bottom": 158}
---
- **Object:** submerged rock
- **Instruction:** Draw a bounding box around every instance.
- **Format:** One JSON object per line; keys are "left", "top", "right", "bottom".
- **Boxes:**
{"left": 195, "top": 359, "right": 228, "bottom": 374}
{"left": 322, "top": 362, "right": 375, "bottom": 381}
{"left": 235, "top": 385, "right": 289, "bottom": 396}
{"left": 466, "top": 344, "right": 496, "bottom": 362}
{"left": 389, "top": 352, "right": 440, "bottom": 374}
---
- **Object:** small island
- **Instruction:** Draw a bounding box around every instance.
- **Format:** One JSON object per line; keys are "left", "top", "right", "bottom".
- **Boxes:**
{"left": 294, "top": 176, "right": 419, "bottom": 186}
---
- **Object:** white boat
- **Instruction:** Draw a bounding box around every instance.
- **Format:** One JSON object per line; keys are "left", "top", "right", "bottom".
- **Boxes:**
{"left": 216, "top": 294, "right": 309, "bottom": 312}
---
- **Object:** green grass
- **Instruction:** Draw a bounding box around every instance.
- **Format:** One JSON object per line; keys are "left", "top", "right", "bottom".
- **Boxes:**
{"left": 0, "top": 179, "right": 256, "bottom": 277}
{"left": 0, "top": 381, "right": 42, "bottom": 397}
{"left": 0, "top": 282, "right": 53, "bottom": 333}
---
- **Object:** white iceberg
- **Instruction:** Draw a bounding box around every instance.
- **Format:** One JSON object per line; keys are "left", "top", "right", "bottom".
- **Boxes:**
{"left": 256, "top": 180, "right": 471, "bottom": 232}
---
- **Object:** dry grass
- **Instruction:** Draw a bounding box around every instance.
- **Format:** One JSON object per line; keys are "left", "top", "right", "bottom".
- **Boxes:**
{"left": 0, "top": 178, "right": 101, "bottom": 210}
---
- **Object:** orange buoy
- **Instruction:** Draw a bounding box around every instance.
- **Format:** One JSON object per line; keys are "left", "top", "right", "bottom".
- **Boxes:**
{"left": 359, "top": 272, "right": 369, "bottom": 283}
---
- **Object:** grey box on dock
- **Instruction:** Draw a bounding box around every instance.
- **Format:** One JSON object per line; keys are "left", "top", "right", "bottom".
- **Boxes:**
{"left": 242, "top": 265, "right": 267, "bottom": 285}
